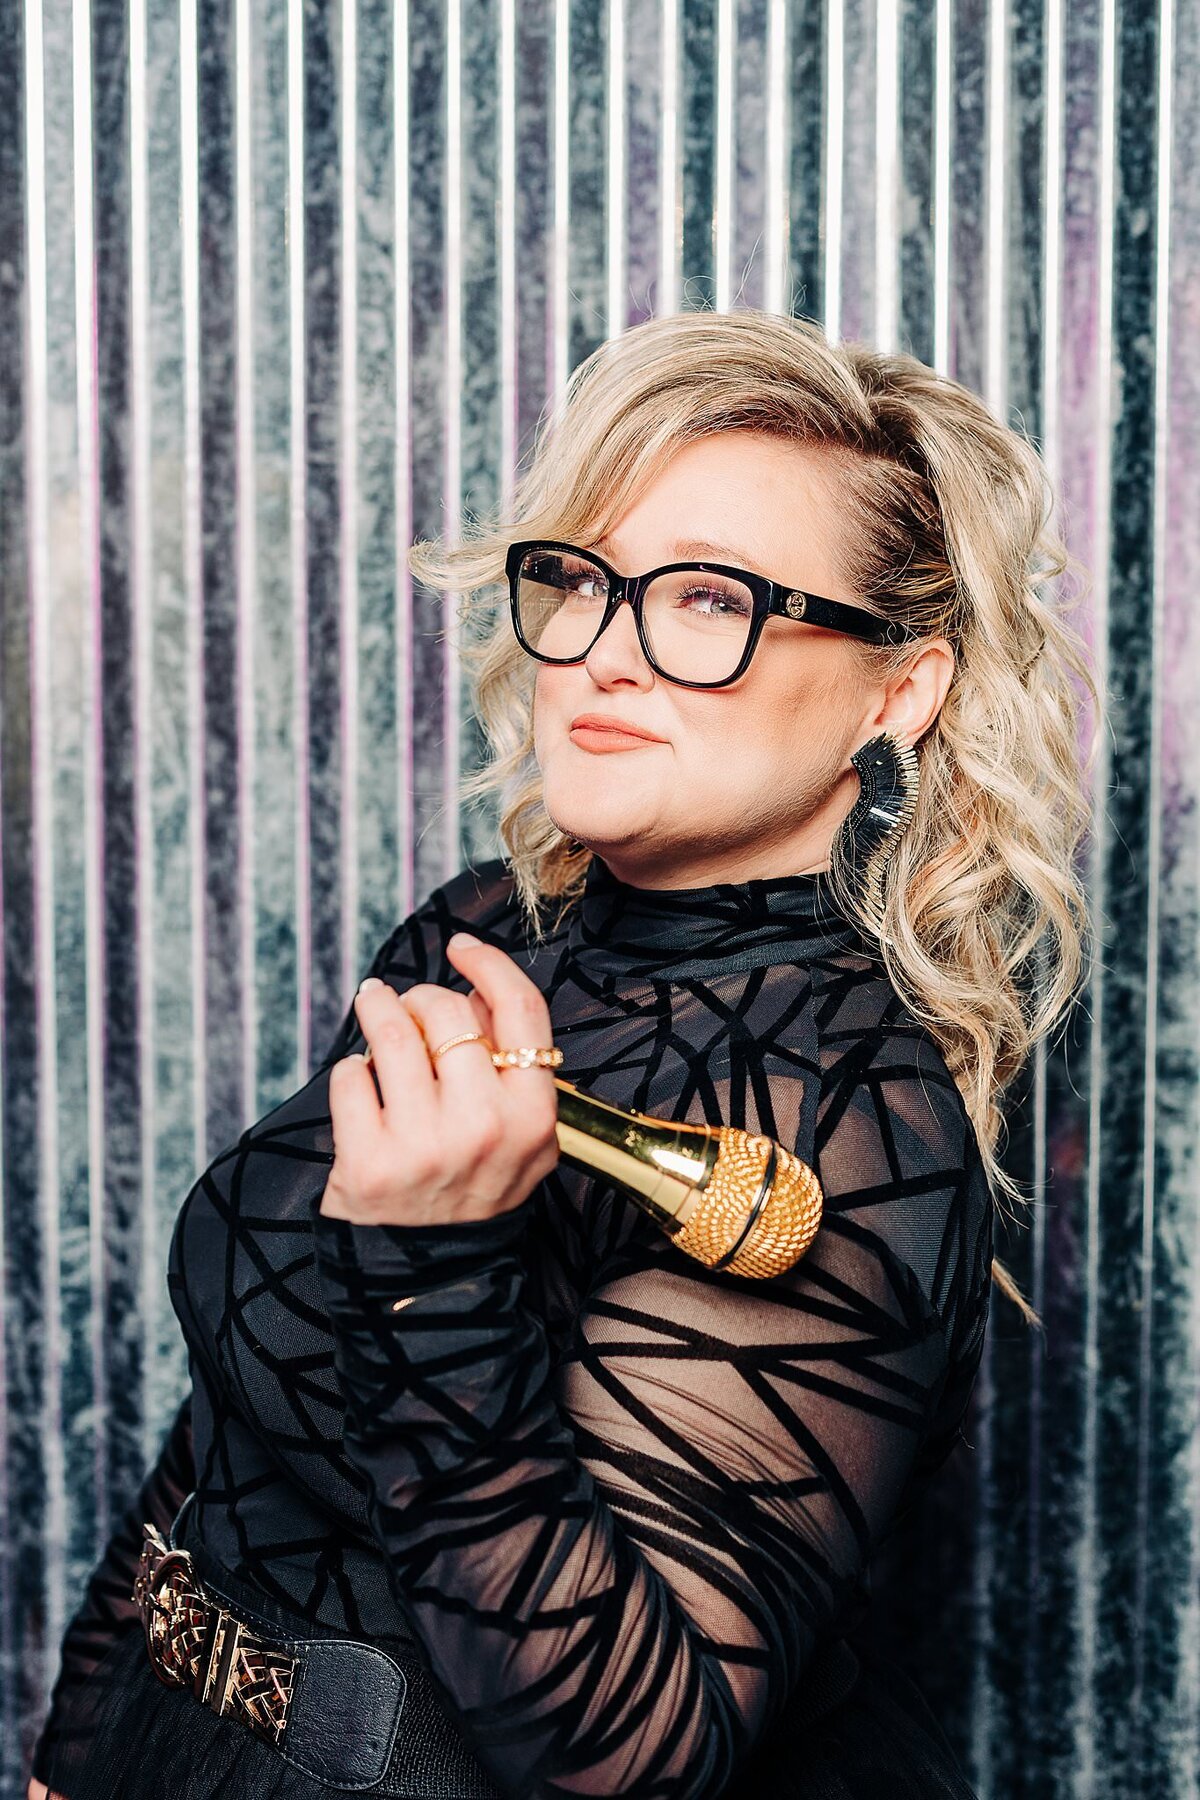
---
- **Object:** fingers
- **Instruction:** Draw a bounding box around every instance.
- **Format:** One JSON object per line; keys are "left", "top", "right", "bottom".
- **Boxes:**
{"left": 394, "top": 968, "right": 500, "bottom": 1113}
{"left": 440, "top": 934, "right": 558, "bottom": 1118}
{"left": 324, "top": 944, "right": 561, "bottom": 1226}
{"left": 344, "top": 944, "right": 557, "bottom": 1132}
{"left": 463, "top": 985, "right": 494, "bottom": 1042}
{"left": 442, "top": 936, "right": 553, "bottom": 1055}
{"left": 352, "top": 977, "right": 439, "bottom": 1114}
{"left": 328, "top": 1048, "right": 387, "bottom": 1148}
{"left": 325, "top": 979, "right": 440, "bottom": 1220}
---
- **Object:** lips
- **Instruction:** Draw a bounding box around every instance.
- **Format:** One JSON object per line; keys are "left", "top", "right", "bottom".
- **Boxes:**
{"left": 569, "top": 714, "right": 665, "bottom": 742}
{"left": 569, "top": 725, "right": 660, "bottom": 752}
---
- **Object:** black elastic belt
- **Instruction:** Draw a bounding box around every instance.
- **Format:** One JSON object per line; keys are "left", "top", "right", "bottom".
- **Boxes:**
{"left": 128, "top": 1490, "right": 501, "bottom": 1795}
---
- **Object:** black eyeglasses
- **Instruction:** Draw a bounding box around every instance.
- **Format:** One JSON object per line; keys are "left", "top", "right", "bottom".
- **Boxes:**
{"left": 505, "top": 539, "right": 916, "bottom": 690}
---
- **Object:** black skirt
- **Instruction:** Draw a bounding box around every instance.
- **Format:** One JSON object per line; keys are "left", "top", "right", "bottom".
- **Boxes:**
{"left": 41, "top": 1615, "right": 979, "bottom": 1800}
{"left": 723, "top": 1630, "right": 981, "bottom": 1800}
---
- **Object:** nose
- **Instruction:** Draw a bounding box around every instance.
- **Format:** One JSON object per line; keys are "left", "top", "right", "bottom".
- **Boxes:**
{"left": 582, "top": 592, "right": 653, "bottom": 682}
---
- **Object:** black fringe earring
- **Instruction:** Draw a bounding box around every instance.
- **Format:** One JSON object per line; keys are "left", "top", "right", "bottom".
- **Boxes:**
{"left": 832, "top": 730, "right": 921, "bottom": 943}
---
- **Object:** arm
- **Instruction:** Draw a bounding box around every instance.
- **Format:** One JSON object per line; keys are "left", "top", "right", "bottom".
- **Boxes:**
{"left": 310, "top": 1037, "right": 971, "bottom": 1800}
{"left": 29, "top": 1392, "right": 194, "bottom": 1787}
{"left": 29, "top": 864, "right": 514, "bottom": 1789}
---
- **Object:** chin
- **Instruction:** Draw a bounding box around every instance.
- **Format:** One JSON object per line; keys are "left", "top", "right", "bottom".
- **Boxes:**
{"left": 546, "top": 808, "right": 646, "bottom": 857}
{"left": 551, "top": 819, "right": 632, "bottom": 852}
{"left": 543, "top": 777, "right": 655, "bottom": 842}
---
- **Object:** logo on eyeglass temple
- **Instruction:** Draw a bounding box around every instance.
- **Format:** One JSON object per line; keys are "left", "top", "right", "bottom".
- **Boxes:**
{"left": 783, "top": 593, "right": 808, "bottom": 621}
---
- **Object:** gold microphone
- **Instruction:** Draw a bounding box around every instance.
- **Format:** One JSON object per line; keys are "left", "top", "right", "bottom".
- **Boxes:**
{"left": 373, "top": 1031, "right": 823, "bottom": 1279}
{"left": 551, "top": 1077, "right": 823, "bottom": 1279}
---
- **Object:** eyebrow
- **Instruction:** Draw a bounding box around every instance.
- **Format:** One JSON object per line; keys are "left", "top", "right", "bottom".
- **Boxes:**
{"left": 592, "top": 535, "right": 771, "bottom": 574}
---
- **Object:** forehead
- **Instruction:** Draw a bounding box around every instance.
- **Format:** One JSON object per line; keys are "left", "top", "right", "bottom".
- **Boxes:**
{"left": 587, "top": 432, "right": 854, "bottom": 589}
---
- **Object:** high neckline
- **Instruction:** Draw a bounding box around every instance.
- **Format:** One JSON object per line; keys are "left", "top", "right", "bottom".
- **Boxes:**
{"left": 563, "top": 851, "right": 868, "bottom": 980}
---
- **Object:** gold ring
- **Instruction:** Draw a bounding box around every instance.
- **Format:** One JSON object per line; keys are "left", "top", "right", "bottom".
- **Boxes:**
{"left": 430, "top": 1031, "right": 495, "bottom": 1061}
{"left": 361, "top": 1036, "right": 564, "bottom": 1072}
{"left": 430, "top": 1034, "right": 565, "bottom": 1071}
{"left": 487, "top": 1046, "right": 565, "bottom": 1071}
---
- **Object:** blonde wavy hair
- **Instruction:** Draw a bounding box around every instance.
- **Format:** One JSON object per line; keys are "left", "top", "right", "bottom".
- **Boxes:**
{"left": 410, "top": 308, "right": 1100, "bottom": 1327}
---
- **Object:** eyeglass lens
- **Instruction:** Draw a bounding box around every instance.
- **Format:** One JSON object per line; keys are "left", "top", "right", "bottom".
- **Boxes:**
{"left": 515, "top": 547, "right": 755, "bottom": 684}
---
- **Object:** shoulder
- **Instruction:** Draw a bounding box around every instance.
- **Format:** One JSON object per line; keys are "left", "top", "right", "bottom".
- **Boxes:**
{"left": 809, "top": 947, "right": 970, "bottom": 1161}
{"left": 419, "top": 854, "right": 520, "bottom": 927}
{"left": 804, "top": 945, "right": 992, "bottom": 1353}
{"left": 313, "top": 859, "right": 526, "bottom": 1073}
{"left": 372, "top": 856, "right": 525, "bottom": 978}
{"left": 429, "top": 855, "right": 523, "bottom": 933}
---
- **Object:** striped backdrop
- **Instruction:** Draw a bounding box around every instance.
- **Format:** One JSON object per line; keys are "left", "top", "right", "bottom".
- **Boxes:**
{"left": 1, "top": 3, "right": 1196, "bottom": 1796}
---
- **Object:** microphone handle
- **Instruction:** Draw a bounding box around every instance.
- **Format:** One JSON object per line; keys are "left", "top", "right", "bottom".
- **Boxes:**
{"left": 551, "top": 1075, "right": 729, "bottom": 1238}
{"left": 548, "top": 1076, "right": 824, "bottom": 1280}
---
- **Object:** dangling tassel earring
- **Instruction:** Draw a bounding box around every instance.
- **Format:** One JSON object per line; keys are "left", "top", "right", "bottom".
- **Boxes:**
{"left": 831, "top": 730, "right": 921, "bottom": 943}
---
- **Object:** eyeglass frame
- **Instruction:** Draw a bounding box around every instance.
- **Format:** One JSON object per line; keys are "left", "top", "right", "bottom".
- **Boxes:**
{"left": 504, "top": 537, "right": 919, "bottom": 690}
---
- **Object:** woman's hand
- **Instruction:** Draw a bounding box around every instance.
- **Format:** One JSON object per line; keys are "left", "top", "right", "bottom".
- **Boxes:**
{"left": 320, "top": 933, "right": 561, "bottom": 1227}
{"left": 27, "top": 1779, "right": 65, "bottom": 1799}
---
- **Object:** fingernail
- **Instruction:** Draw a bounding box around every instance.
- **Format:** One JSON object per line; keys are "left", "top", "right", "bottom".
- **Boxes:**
{"left": 358, "top": 976, "right": 385, "bottom": 994}
{"left": 448, "top": 932, "right": 480, "bottom": 949}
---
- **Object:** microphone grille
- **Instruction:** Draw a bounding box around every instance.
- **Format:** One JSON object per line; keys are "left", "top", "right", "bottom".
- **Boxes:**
{"left": 672, "top": 1128, "right": 824, "bottom": 1279}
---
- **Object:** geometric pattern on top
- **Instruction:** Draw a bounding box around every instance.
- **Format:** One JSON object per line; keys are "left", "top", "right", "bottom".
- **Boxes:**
{"left": 35, "top": 849, "right": 993, "bottom": 1798}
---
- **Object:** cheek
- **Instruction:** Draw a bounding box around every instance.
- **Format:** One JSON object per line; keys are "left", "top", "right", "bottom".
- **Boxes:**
{"left": 533, "top": 664, "right": 574, "bottom": 723}
{"left": 766, "top": 651, "right": 860, "bottom": 754}
{"left": 684, "top": 660, "right": 842, "bottom": 758}
{"left": 531, "top": 669, "right": 562, "bottom": 752}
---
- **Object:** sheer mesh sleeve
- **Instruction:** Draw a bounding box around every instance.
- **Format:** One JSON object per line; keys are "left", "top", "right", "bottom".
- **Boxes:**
{"left": 29, "top": 914, "right": 374, "bottom": 1790}
{"left": 308, "top": 1010, "right": 978, "bottom": 1800}
{"left": 28, "top": 891, "right": 394, "bottom": 1789}
{"left": 30, "top": 1393, "right": 194, "bottom": 1786}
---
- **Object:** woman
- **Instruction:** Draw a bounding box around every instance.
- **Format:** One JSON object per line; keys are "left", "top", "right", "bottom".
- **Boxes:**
{"left": 30, "top": 308, "right": 1096, "bottom": 1799}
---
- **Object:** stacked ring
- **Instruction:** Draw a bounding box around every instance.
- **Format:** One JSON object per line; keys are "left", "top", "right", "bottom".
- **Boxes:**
{"left": 360, "top": 1037, "right": 563, "bottom": 1072}
{"left": 487, "top": 1045, "right": 565, "bottom": 1070}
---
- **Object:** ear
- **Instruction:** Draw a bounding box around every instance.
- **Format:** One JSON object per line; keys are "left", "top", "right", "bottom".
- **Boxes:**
{"left": 861, "top": 638, "right": 955, "bottom": 746}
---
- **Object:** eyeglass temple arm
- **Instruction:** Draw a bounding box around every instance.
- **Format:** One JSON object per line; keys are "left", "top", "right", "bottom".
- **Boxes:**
{"left": 780, "top": 589, "right": 913, "bottom": 645}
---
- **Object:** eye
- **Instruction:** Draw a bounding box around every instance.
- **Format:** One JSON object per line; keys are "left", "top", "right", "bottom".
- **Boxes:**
{"left": 674, "top": 582, "right": 754, "bottom": 620}
{"left": 562, "top": 563, "right": 606, "bottom": 600}
{"left": 529, "top": 554, "right": 607, "bottom": 600}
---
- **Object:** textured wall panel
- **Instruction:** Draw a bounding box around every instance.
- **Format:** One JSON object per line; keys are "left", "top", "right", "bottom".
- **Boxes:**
{"left": 1, "top": 3, "right": 1196, "bottom": 1795}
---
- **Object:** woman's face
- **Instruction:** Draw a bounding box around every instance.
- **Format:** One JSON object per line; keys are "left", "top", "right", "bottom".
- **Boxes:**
{"left": 531, "top": 429, "right": 951, "bottom": 888}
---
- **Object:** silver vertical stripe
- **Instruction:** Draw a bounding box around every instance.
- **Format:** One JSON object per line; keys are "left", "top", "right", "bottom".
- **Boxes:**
{"left": 824, "top": 0, "right": 844, "bottom": 339}
{"left": 180, "top": 0, "right": 205, "bottom": 1173}
{"left": 2, "top": 5, "right": 1198, "bottom": 1797}
{"left": 660, "top": 0, "right": 679, "bottom": 314}
{"left": 287, "top": 0, "right": 310, "bottom": 1070}
{"left": 443, "top": 0, "right": 462, "bottom": 873}
{"left": 22, "top": 0, "right": 66, "bottom": 1680}
{"left": 394, "top": 0, "right": 413, "bottom": 924}
{"left": 128, "top": 0, "right": 154, "bottom": 1463}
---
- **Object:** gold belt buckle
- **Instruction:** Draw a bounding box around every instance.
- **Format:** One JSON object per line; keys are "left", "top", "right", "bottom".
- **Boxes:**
{"left": 133, "top": 1520, "right": 297, "bottom": 1746}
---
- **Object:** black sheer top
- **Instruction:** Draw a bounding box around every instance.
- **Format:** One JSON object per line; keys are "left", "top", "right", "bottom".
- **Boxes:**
{"left": 33, "top": 852, "right": 993, "bottom": 1797}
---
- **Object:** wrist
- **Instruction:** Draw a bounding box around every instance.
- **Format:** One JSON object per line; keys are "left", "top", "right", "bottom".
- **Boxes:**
{"left": 310, "top": 1188, "right": 534, "bottom": 1299}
